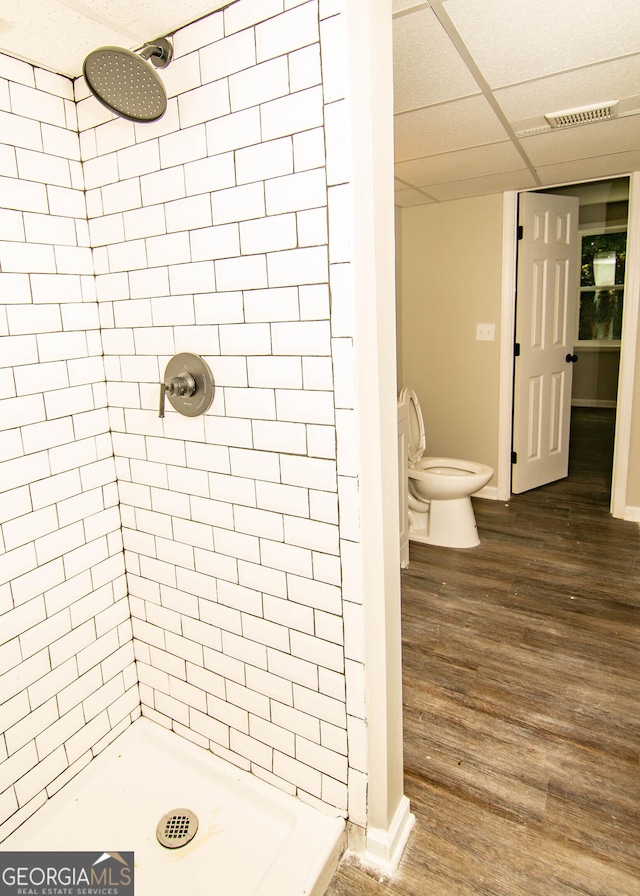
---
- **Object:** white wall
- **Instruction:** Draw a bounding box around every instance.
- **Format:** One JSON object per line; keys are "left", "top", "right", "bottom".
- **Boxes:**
{"left": 572, "top": 348, "right": 620, "bottom": 406}
{"left": 1, "top": 0, "right": 395, "bottom": 844}
{"left": 345, "top": 0, "right": 409, "bottom": 867}
{"left": 629, "top": 328, "right": 640, "bottom": 508}
{"left": 398, "top": 194, "right": 503, "bottom": 474}
{"left": 0, "top": 54, "right": 136, "bottom": 840}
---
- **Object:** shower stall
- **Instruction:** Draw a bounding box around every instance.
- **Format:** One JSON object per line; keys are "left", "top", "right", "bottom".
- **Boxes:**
{"left": 0, "top": 0, "right": 408, "bottom": 885}
{"left": 3, "top": 719, "right": 345, "bottom": 895}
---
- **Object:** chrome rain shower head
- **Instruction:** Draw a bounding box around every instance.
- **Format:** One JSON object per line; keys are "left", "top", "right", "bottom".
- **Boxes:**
{"left": 83, "top": 37, "right": 173, "bottom": 123}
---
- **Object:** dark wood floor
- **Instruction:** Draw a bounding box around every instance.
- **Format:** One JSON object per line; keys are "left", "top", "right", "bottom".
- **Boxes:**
{"left": 327, "top": 409, "right": 640, "bottom": 896}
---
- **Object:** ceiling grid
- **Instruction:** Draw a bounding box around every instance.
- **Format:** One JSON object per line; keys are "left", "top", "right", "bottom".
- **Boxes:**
{"left": 393, "top": 0, "right": 640, "bottom": 205}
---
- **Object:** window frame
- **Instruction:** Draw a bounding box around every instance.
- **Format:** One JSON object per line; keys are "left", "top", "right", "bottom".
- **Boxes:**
{"left": 575, "top": 225, "right": 627, "bottom": 347}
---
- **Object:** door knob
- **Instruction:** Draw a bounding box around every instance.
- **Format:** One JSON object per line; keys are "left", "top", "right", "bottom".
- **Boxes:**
{"left": 565, "top": 353, "right": 578, "bottom": 363}
{"left": 158, "top": 353, "right": 215, "bottom": 418}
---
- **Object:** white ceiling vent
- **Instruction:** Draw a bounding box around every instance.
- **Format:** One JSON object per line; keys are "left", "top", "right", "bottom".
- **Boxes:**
{"left": 544, "top": 101, "right": 619, "bottom": 129}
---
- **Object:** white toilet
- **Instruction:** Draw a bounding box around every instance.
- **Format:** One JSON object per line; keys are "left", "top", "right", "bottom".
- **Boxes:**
{"left": 399, "top": 387, "right": 493, "bottom": 549}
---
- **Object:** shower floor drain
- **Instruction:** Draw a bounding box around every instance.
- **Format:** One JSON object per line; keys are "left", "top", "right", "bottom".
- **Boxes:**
{"left": 156, "top": 808, "right": 199, "bottom": 849}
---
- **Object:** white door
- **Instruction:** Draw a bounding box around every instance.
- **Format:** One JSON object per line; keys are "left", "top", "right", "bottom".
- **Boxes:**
{"left": 512, "top": 192, "right": 580, "bottom": 494}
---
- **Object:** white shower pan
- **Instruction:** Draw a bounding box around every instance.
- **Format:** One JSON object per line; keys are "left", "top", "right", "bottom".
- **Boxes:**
{"left": 2, "top": 718, "right": 346, "bottom": 896}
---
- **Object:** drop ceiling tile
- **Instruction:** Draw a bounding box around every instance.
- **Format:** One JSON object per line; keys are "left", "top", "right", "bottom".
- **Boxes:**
{"left": 395, "top": 187, "right": 437, "bottom": 207}
{"left": 392, "top": 0, "right": 431, "bottom": 13}
{"left": 395, "top": 141, "right": 526, "bottom": 188}
{"left": 446, "top": 0, "right": 640, "bottom": 88}
{"left": 426, "top": 169, "right": 537, "bottom": 202}
{"left": 76, "top": 0, "right": 228, "bottom": 54}
{"left": 68, "top": 0, "right": 158, "bottom": 37}
{"left": 395, "top": 94, "right": 509, "bottom": 162}
{"left": 0, "top": 0, "right": 228, "bottom": 77}
{"left": 0, "top": 0, "right": 140, "bottom": 76}
{"left": 536, "top": 149, "right": 640, "bottom": 189}
{"left": 496, "top": 56, "right": 640, "bottom": 126}
{"left": 520, "top": 114, "right": 640, "bottom": 167}
{"left": 393, "top": 6, "right": 479, "bottom": 113}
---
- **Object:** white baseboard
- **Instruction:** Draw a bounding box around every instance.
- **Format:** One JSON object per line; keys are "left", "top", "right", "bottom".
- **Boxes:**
{"left": 475, "top": 484, "right": 498, "bottom": 501}
{"left": 571, "top": 399, "right": 617, "bottom": 408}
{"left": 363, "top": 795, "right": 415, "bottom": 875}
{"left": 624, "top": 506, "right": 640, "bottom": 522}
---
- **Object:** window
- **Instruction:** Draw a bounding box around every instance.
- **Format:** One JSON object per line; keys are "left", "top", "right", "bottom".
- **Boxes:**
{"left": 577, "top": 229, "right": 626, "bottom": 342}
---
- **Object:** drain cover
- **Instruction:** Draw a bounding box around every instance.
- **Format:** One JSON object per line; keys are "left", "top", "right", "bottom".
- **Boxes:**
{"left": 156, "top": 808, "right": 198, "bottom": 849}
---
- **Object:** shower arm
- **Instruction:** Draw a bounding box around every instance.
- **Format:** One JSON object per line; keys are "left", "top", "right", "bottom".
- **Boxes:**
{"left": 139, "top": 38, "right": 173, "bottom": 69}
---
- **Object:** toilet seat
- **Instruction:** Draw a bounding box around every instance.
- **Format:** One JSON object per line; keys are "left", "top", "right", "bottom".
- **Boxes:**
{"left": 399, "top": 387, "right": 425, "bottom": 464}
{"left": 398, "top": 387, "right": 492, "bottom": 478}
{"left": 416, "top": 457, "right": 492, "bottom": 477}
{"left": 409, "top": 456, "right": 493, "bottom": 500}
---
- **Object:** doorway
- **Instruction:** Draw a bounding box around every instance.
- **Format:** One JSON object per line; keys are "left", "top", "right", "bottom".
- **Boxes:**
{"left": 511, "top": 177, "right": 628, "bottom": 500}
{"left": 499, "top": 174, "right": 640, "bottom": 518}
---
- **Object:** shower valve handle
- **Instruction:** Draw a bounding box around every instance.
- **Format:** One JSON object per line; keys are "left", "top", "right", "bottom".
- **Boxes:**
{"left": 159, "top": 373, "right": 197, "bottom": 418}
{"left": 157, "top": 353, "right": 215, "bottom": 419}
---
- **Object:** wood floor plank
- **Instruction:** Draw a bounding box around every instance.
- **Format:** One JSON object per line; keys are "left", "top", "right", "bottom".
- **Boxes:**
{"left": 326, "top": 408, "right": 640, "bottom": 895}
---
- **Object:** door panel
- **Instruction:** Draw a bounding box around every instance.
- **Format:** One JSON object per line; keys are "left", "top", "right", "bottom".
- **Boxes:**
{"left": 512, "top": 192, "right": 580, "bottom": 494}
{"left": 549, "top": 371, "right": 564, "bottom": 453}
{"left": 527, "top": 375, "right": 542, "bottom": 461}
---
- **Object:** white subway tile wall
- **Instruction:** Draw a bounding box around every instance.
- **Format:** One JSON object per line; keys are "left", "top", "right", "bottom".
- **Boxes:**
{"left": 0, "top": 0, "right": 366, "bottom": 835}
{"left": 0, "top": 56, "right": 135, "bottom": 842}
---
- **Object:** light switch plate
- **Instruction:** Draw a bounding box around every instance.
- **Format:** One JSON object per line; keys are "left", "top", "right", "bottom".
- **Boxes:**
{"left": 476, "top": 323, "right": 495, "bottom": 341}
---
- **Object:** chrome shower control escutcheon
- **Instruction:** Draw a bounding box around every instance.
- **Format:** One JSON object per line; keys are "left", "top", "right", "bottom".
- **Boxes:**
{"left": 159, "top": 353, "right": 215, "bottom": 418}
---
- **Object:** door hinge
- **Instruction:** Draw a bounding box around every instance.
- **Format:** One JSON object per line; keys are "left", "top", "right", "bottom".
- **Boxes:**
{"left": 517, "top": 225, "right": 524, "bottom": 240}
{"left": 511, "top": 450, "right": 518, "bottom": 464}
{"left": 514, "top": 342, "right": 520, "bottom": 356}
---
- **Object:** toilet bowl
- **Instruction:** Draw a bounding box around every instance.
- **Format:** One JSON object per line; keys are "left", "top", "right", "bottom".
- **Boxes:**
{"left": 399, "top": 387, "right": 493, "bottom": 549}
